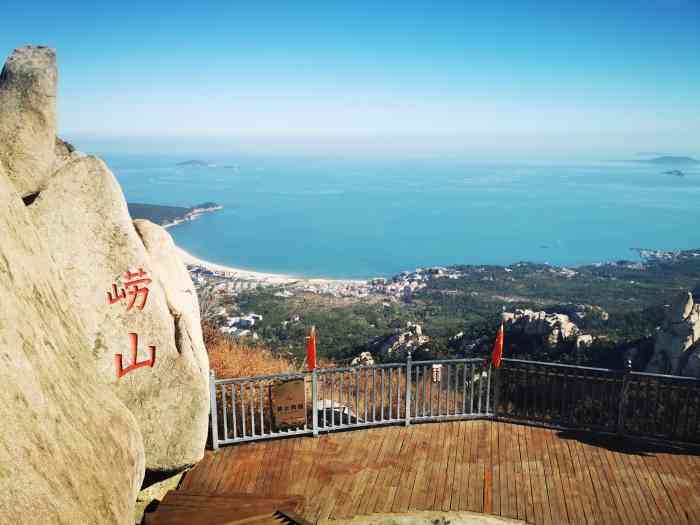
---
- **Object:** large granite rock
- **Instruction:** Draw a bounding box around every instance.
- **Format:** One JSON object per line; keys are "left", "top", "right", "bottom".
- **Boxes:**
{"left": 0, "top": 170, "right": 145, "bottom": 524}
{"left": 502, "top": 309, "right": 579, "bottom": 347}
{"left": 377, "top": 322, "right": 429, "bottom": 356}
{"left": 0, "top": 42, "right": 210, "bottom": 516}
{"left": 28, "top": 155, "right": 210, "bottom": 473}
{"left": 647, "top": 291, "right": 700, "bottom": 377}
{"left": 0, "top": 46, "right": 57, "bottom": 197}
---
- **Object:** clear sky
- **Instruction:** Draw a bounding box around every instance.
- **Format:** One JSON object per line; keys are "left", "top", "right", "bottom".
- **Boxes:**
{"left": 1, "top": 1, "right": 698, "bottom": 159}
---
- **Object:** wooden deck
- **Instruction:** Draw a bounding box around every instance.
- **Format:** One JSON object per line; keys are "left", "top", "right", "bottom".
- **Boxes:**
{"left": 180, "top": 421, "right": 700, "bottom": 525}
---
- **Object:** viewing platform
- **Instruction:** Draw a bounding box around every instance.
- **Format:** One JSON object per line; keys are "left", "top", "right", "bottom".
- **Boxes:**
{"left": 178, "top": 420, "right": 700, "bottom": 524}
{"left": 149, "top": 357, "right": 699, "bottom": 524}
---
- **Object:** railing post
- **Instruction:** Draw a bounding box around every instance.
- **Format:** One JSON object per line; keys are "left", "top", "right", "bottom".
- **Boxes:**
{"left": 405, "top": 352, "right": 412, "bottom": 426}
{"left": 485, "top": 361, "right": 492, "bottom": 415}
{"left": 312, "top": 368, "right": 319, "bottom": 436}
{"left": 617, "top": 360, "right": 632, "bottom": 436}
{"left": 209, "top": 369, "right": 219, "bottom": 450}
{"left": 492, "top": 361, "right": 501, "bottom": 418}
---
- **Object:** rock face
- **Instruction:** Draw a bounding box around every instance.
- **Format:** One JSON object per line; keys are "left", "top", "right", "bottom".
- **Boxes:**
{"left": 0, "top": 46, "right": 57, "bottom": 197}
{"left": 573, "top": 304, "right": 609, "bottom": 322}
{"left": 0, "top": 169, "right": 145, "bottom": 524}
{"left": 351, "top": 351, "right": 375, "bottom": 366}
{"left": 0, "top": 44, "right": 210, "bottom": 521}
{"left": 28, "top": 154, "right": 210, "bottom": 473}
{"left": 575, "top": 334, "right": 594, "bottom": 349}
{"left": 502, "top": 309, "right": 579, "bottom": 347}
{"left": 647, "top": 291, "right": 700, "bottom": 377}
{"left": 377, "top": 322, "right": 429, "bottom": 356}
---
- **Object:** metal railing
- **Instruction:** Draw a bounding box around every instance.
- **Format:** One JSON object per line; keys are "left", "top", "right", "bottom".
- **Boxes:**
{"left": 209, "top": 356, "right": 700, "bottom": 449}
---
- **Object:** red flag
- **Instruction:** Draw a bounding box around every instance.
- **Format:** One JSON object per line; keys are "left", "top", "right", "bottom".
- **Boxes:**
{"left": 491, "top": 321, "right": 504, "bottom": 368}
{"left": 306, "top": 325, "right": 317, "bottom": 370}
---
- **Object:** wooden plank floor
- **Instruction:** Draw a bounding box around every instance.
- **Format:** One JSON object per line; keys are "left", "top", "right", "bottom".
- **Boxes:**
{"left": 180, "top": 421, "right": 700, "bottom": 525}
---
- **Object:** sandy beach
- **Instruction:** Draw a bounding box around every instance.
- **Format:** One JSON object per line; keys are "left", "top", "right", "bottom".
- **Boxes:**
{"left": 176, "top": 246, "right": 367, "bottom": 286}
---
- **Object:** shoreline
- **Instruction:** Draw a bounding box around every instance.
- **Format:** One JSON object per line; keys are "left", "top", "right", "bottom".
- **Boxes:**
{"left": 176, "top": 244, "right": 700, "bottom": 286}
{"left": 175, "top": 246, "right": 368, "bottom": 286}
{"left": 162, "top": 205, "right": 223, "bottom": 229}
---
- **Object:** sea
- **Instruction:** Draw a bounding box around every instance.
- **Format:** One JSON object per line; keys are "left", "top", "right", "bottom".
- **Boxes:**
{"left": 104, "top": 154, "right": 700, "bottom": 279}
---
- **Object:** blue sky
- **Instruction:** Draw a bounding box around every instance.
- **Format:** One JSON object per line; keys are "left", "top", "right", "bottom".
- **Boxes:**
{"left": 1, "top": 1, "right": 698, "bottom": 158}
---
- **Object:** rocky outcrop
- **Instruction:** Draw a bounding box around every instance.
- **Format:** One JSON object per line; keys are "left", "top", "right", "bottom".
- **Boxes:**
{"left": 502, "top": 309, "right": 579, "bottom": 347}
{"left": 133, "top": 219, "right": 211, "bottom": 465}
{"left": 377, "top": 322, "right": 429, "bottom": 356}
{"left": 573, "top": 304, "right": 609, "bottom": 322}
{"left": 647, "top": 291, "right": 700, "bottom": 377}
{"left": 0, "top": 167, "right": 145, "bottom": 524}
{"left": 0, "top": 44, "right": 210, "bottom": 521}
{"left": 28, "top": 155, "right": 209, "bottom": 474}
{"left": 575, "top": 334, "right": 594, "bottom": 349}
{"left": 351, "top": 351, "right": 375, "bottom": 366}
{"left": 0, "top": 46, "right": 57, "bottom": 197}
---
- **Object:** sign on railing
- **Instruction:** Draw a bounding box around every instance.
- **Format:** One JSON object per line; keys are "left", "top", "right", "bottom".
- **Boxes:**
{"left": 209, "top": 356, "right": 700, "bottom": 449}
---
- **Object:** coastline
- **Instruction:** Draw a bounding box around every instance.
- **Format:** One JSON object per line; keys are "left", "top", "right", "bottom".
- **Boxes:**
{"left": 176, "top": 240, "right": 700, "bottom": 288}
{"left": 162, "top": 205, "right": 223, "bottom": 229}
{"left": 175, "top": 245, "right": 367, "bottom": 286}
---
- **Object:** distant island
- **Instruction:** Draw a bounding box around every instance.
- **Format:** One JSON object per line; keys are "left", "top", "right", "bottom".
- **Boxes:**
{"left": 644, "top": 156, "right": 699, "bottom": 166}
{"left": 127, "top": 202, "right": 222, "bottom": 228}
{"left": 176, "top": 160, "right": 209, "bottom": 167}
{"left": 663, "top": 169, "right": 685, "bottom": 177}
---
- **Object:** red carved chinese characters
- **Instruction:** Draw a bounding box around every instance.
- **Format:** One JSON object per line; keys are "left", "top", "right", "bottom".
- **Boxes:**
{"left": 106, "top": 267, "right": 152, "bottom": 310}
{"left": 107, "top": 267, "right": 157, "bottom": 379}
{"left": 115, "top": 332, "right": 156, "bottom": 379}
{"left": 107, "top": 283, "right": 126, "bottom": 304}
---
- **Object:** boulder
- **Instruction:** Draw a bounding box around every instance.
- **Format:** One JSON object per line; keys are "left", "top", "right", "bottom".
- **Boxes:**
{"left": 351, "top": 352, "right": 375, "bottom": 366}
{"left": 573, "top": 304, "right": 609, "bottom": 321}
{"left": 647, "top": 291, "right": 700, "bottom": 377}
{"left": 133, "top": 219, "right": 210, "bottom": 379}
{"left": 0, "top": 46, "right": 57, "bottom": 196}
{"left": 377, "top": 323, "right": 429, "bottom": 356}
{"left": 0, "top": 170, "right": 145, "bottom": 524}
{"left": 576, "top": 334, "right": 594, "bottom": 348}
{"left": 502, "top": 309, "right": 579, "bottom": 347}
{"left": 28, "top": 156, "right": 210, "bottom": 473}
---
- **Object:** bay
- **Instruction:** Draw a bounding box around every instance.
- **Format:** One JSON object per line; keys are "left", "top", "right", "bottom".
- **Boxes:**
{"left": 105, "top": 154, "right": 700, "bottom": 279}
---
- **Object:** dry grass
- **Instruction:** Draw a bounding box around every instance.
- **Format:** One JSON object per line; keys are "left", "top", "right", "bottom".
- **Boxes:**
{"left": 205, "top": 323, "right": 490, "bottom": 439}
{"left": 203, "top": 322, "right": 297, "bottom": 379}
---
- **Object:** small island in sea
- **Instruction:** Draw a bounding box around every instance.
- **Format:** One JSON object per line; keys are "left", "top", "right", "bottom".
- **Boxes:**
{"left": 176, "top": 159, "right": 209, "bottom": 167}
{"left": 127, "top": 201, "right": 222, "bottom": 228}
{"left": 645, "top": 156, "right": 699, "bottom": 166}
{"left": 663, "top": 169, "right": 685, "bottom": 177}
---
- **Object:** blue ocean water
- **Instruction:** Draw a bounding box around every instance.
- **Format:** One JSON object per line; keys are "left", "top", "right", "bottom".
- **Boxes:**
{"left": 105, "top": 154, "right": 700, "bottom": 279}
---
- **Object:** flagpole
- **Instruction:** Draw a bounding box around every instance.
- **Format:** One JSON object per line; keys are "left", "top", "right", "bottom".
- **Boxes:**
{"left": 491, "top": 305, "right": 506, "bottom": 415}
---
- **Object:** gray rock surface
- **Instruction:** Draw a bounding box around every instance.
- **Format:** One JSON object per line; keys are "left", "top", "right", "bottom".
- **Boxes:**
{"left": 0, "top": 170, "right": 145, "bottom": 524}
{"left": 502, "top": 309, "right": 579, "bottom": 347}
{"left": 575, "top": 334, "right": 594, "bottom": 348}
{"left": 0, "top": 43, "right": 210, "bottom": 524}
{"left": 378, "top": 322, "right": 429, "bottom": 356}
{"left": 28, "top": 156, "right": 210, "bottom": 473}
{"left": 350, "top": 351, "right": 375, "bottom": 366}
{"left": 647, "top": 291, "right": 700, "bottom": 377}
{"left": 0, "top": 46, "right": 57, "bottom": 196}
